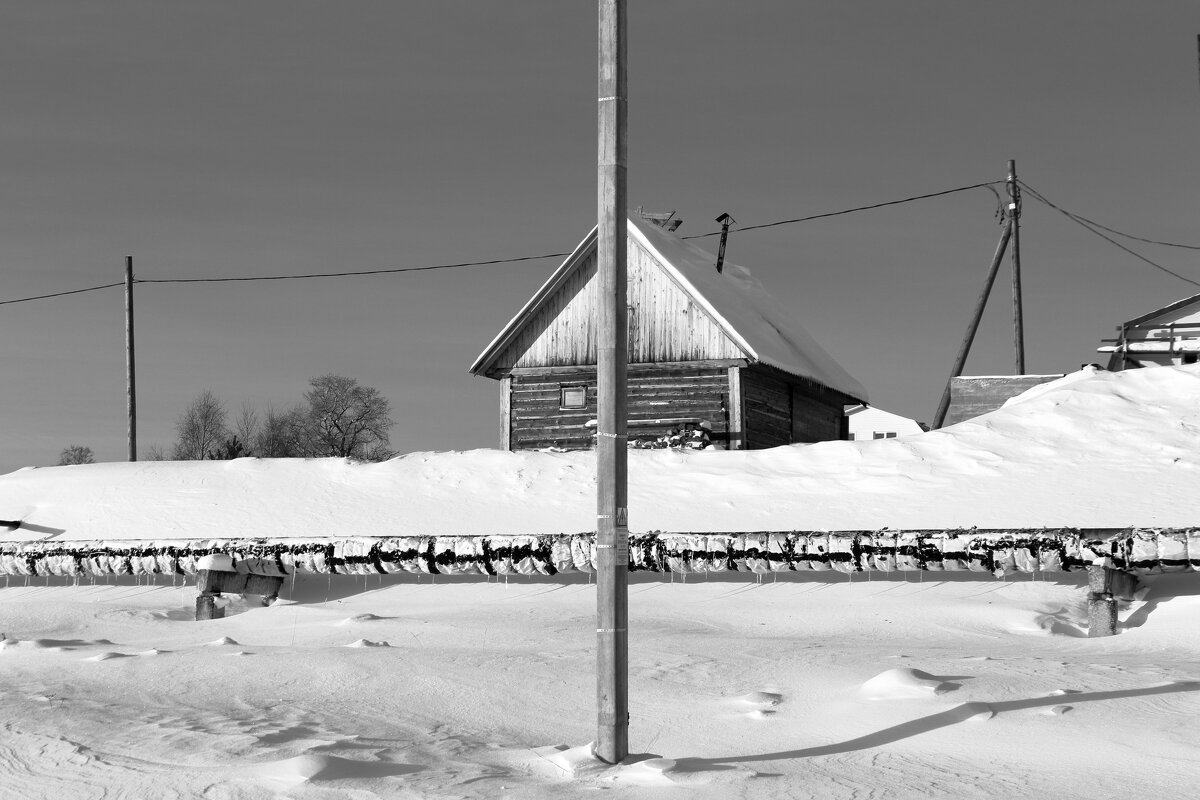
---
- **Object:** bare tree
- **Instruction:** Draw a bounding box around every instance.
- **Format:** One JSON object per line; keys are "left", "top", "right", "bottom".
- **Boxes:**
{"left": 57, "top": 445, "right": 94, "bottom": 465}
{"left": 172, "top": 390, "right": 229, "bottom": 460}
{"left": 235, "top": 402, "right": 260, "bottom": 452}
{"left": 301, "top": 374, "right": 394, "bottom": 460}
{"left": 253, "top": 404, "right": 307, "bottom": 458}
{"left": 142, "top": 444, "right": 168, "bottom": 461}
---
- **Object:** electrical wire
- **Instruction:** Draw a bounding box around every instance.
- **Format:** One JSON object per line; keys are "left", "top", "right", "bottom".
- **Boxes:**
{"left": 680, "top": 180, "right": 1004, "bottom": 239}
{"left": 135, "top": 251, "right": 572, "bottom": 285}
{"left": 1018, "top": 181, "right": 1200, "bottom": 288}
{"left": 0, "top": 282, "right": 125, "bottom": 307}
{"left": 5, "top": 178, "right": 1139, "bottom": 306}
{"left": 1018, "top": 181, "right": 1200, "bottom": 250}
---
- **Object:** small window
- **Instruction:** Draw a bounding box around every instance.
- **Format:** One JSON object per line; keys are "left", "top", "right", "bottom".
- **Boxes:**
{"left": 560, "top": 385, "right": 587, "bottom": 409}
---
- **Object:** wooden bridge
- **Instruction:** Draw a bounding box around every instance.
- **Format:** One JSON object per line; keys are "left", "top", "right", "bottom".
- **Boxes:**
{"left": 2, "top": 527, "right": 1192, "bottom": 636}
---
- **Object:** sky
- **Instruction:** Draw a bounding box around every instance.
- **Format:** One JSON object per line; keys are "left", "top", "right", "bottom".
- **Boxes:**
{"left": 2, "top": 1, "right": 1198, "bottom": 472}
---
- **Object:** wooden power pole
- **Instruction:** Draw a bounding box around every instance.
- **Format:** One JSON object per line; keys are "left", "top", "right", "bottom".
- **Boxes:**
{"left": 1008, "top": 160, "right": 1025, "bottom": 374}
{"left": 125, "top": 255, "right": 137, "bottom": 462}
{"left": 595, "top": 0, "right": 629, "bottom": 765}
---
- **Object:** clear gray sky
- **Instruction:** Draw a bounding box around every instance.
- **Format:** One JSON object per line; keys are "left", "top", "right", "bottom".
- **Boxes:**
{"left": 3, "top": 1, "right": 1198, "bottom": 472}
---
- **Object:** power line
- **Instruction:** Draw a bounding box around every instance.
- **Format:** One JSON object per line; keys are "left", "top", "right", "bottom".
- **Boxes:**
{"left": 1018, "top": 181, "right": 1200, "bottom": 251}
{"left": 1018, "top": 181, "right": 1200, "bottom": 288}
{"left": 0, "top": 281, "right": 125, "bottom": 307}
{"left": 135, "top": 251, "right": 572, "bottom": 285}
{"left": 0, "top": 178, "right": 1079, "bottom": 306}
{"left": 681, "top": 180, "right": 1004, "bottom": 239}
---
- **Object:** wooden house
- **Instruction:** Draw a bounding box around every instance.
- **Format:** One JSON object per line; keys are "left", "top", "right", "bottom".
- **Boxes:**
{"left": 469, "top": 213, "right": 867, "bottom": 451}
{"left": 1097, "top": 293, "right": 1200, "bottom": 369}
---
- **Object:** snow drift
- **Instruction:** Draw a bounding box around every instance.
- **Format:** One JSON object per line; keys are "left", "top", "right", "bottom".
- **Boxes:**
{"left": 3, "top": 364, "right": 1200, "bottom": 545}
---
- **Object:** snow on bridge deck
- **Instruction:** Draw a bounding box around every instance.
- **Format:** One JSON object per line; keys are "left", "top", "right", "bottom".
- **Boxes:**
{"left": 2, "top": 529, "right": 1196, "bottom": 579}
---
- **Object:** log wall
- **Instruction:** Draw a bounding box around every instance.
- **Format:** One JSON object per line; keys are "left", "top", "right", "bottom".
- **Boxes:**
{"left": 741, "top": 367, "right": 791, "bottom": 449}
{"left": 739, "top": 365, "right": 849, "bottom": 448}
{"left": 508, "top": 363, "right": 731, "bottom": 450}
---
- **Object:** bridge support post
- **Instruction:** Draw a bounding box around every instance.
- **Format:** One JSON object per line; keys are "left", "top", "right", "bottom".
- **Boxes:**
{"left": 195, "top": 569, "right": 284, "bottom": 620}
{"left": 1087, "top": 565, "right": 1137, "bottom": 638}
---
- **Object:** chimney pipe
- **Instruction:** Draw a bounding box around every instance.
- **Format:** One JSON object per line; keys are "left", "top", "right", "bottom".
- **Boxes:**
{"left": 714, "top": 213, "right": 735, "bottom": 273}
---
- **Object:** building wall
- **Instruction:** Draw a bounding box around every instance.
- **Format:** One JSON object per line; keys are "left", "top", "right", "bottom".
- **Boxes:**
{"left": 506, "top": 363, "right": 732, "bottom": 451}
{"left": 845, "top": 406, "right": 926, "bottom": 440}
{"left": 488, "top": 238, "right": 744, "bottom": 374}
{"left": 942, "top": 375, "right": 1063, "bottom": 427}
{"left": 738, "top": 365, "right": 849, "bottom": 449}
{"left": 740, "top": 367, "right": 791, "bottom": 449}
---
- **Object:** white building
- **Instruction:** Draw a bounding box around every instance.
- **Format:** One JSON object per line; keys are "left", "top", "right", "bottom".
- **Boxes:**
{"left": 1097, "top": 292, "right": 1200, "bottom": 369}
{"left": 844, "top": 404, "right": 926, "bottom": 440}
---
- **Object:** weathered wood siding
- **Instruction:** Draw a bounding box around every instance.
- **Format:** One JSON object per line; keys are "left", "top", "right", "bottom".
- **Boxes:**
{"left": 736, "top": 365, "right": 852, "bottom": 449}
{"left": 508, "top": 364, "right": 731, "bottom": 450}
{"left": 489, "top": 237, "right": 744, "bottom": 373}
{"left": 791, "top": 384, "right": 846, "bottom": 443}
{"left": 943, "top": 375, "right": 1064, "bottom": 426}
{"left": 741, "top": 367, "right": 792, "bottom": 449}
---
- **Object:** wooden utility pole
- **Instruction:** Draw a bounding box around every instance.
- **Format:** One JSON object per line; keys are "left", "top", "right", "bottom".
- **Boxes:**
{"left": 1008, "top": 160, "right": 1025, "bottom": 374}
{"left": 595, "top": 0, "right": 629, "bottom": 765}
{"left": 125, "top": 255, "right": 137, "bottom": 462}
{"left": 932, "top": 218, "right": 1013, "bottom": 429}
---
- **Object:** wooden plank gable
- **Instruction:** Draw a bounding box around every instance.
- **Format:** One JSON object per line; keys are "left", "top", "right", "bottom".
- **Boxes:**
{"left": 486, "top": 234, "right": 746, "bottom": 373}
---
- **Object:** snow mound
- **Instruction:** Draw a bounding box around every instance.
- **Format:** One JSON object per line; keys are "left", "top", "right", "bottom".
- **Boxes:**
{"left": 859, "top": 668, "right": 954, "bottom": 699}
{"left": 736, "top": 690, "right": 783, "bottom": 706}
{"left": 531, "top": 744, "right": 682, "bottom": 786}
{"left": 4, "top": 365, "right": 1200, "bottom": 537}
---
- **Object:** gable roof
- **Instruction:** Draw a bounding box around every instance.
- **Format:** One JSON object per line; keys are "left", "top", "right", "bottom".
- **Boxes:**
{"left": 470, "top": 215, "right": 867, "bottom": 401}
{"left": 1123, "top": 292, "right": 1200, "bottom": 327}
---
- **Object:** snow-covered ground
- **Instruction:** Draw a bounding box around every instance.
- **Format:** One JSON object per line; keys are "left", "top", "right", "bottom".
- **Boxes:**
{"left": 3, "top": 572, "right": 1199, "bottom": 799}
{"left": 3, "top": 365, "right": 1200, "bottom": 798}
{"left": 5, "top": 364, "right": 1200, "bottom": 542}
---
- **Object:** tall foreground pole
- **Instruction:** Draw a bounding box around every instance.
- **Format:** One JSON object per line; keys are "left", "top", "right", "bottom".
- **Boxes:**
{"left": 125, "top": 255, "right": 137, "bottom": 462}
{"left": 595, "top": 0, "right": 629, "bottom": 765}
{"left": 1008, "top": 160, "right": 1025, "bottom": 374}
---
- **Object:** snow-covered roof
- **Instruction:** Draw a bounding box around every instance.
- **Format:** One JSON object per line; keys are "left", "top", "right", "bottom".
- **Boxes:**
{"left": 1121, "top": 292, "right": 1200, "bottom": 327}
{"left": 630, "top": 217, "right": 866, "bottom": 399}
{"left": 470, "top": 215, "right": 867, "bottom": 401}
